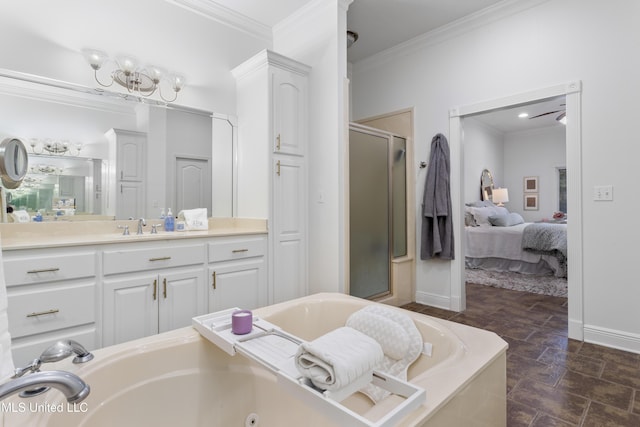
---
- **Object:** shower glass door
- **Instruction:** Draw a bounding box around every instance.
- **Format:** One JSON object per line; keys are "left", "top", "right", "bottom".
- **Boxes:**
{"left": 349, "top": 126, "right": 391, "bottom": 299}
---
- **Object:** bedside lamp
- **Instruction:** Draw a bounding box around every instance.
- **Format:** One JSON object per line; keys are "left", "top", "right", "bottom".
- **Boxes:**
{"left": 492, "top": 188, "right": 509, "bottom": 207}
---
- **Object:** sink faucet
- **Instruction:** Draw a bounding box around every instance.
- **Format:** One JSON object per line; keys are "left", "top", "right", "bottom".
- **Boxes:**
{"left": 137, "top": 217, "right": 146, "bottom": 235}
{"left": 0, "top": 370, "right": 90, "bottom": 403}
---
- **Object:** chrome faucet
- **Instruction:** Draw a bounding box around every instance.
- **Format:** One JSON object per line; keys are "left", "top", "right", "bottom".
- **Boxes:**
{"left": 41, "top": 339, "right": 94, "bottom": 364}
{"left": 137, "top": 217, "right": 146, "bottom": 235}
{"left": 14, "top": 340, "right": 94, "bottom": 379}
{"left": 0, "top": 370, "right": 90, "bottom": 403}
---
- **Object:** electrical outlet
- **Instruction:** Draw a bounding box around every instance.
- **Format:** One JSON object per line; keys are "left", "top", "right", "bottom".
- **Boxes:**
{"left": 593, "top": 185, "right": 613, "bottom": 201}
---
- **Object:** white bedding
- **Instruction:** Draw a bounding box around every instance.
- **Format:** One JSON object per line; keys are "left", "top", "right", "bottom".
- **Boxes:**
{"left": 465, "top": 223, "right": 564, "bottom": 277}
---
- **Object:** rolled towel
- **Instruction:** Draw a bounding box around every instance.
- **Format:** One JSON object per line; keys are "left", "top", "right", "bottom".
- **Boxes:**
{"left": 295, "top": 326, "right": 384, "bottom": 391}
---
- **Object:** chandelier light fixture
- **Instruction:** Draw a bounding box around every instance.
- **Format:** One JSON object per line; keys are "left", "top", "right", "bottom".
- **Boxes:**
{"left": 29, "top": 138, "right": 83, "bottom": 157}
{"left": 82, "top": 48, "right": 186, "bottom": 103}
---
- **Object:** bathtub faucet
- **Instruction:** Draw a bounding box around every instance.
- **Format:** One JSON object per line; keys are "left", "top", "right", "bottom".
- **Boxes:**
{"left": 0, "top": 370, "right": 90, "bottom": 403}
{"left": 14, "top": 339, "right": 94, "bottom": 378}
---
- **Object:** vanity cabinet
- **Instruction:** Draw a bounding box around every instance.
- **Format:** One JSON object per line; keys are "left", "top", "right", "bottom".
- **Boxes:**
{"left": 3, "top": 248, "right": 98, "bottom": 366}
{"left": 102, "top": 241, "right": 207, "bottom": 346}
{"left": 105, "top": 128, "right": 147, "bottom": 220}
{"left": 207, "top": 235, "right": 267, "bottom": 312}
{"left": 2, "top": 229, "right": 267, "bottom": 359}
{"left": 232, "top": 50, "right": 309, "bottom": 304}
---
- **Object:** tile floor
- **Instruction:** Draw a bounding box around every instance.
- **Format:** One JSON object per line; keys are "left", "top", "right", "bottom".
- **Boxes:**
{"left": 402, "top": 282, "right": 640, "bottom": 427}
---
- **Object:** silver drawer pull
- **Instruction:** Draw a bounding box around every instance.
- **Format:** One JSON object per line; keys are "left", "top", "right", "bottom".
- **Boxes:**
{"left": 26, "top": 309, "right": 60, "bottom": 318}
{"left": 232, "top": 249, "right": 249, "bottom": 253}
{"left": 27, "top": 268, "right": 60, "bottom": 274}
{"left": 149, "top": 256, "right": 172, "bottom": 262}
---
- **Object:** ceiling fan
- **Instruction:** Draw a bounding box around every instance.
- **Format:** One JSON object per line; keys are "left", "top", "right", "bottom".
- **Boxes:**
{"left": 529, "top": 104, "right": 566, "bottom": 122}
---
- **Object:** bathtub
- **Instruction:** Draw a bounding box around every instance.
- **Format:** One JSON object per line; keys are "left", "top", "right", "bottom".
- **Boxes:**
{"left": 2, "top": 293, "right": 507, "bottom": 426}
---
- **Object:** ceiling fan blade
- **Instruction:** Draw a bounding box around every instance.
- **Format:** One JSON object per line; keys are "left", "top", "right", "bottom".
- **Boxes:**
{"left": 529, "top": 110, "right": 563, "bottom": 119}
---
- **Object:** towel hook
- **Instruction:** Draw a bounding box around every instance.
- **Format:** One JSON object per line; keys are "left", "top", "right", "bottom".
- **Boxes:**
{"left": 419, "top": 161, "right": 427, "bottom": 169}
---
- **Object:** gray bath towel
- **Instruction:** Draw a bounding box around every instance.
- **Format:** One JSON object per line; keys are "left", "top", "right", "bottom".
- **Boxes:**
{"left": 421, "top": 133, "right": 454, "bottom": 260}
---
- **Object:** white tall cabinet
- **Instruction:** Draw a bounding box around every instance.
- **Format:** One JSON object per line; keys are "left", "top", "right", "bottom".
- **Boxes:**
{"left": 105, "top": 128, "right": 147, "bottom": 220}
{"left": 232, "top": 50, "right": 310, "bottom": 304}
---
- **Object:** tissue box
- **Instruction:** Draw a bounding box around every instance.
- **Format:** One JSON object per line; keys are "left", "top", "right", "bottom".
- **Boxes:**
{"left": 177, "top": 208, "right": 208, "bottom": 230}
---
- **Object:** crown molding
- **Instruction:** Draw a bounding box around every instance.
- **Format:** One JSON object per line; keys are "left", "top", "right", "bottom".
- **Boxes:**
{"left": 353, "top": 0, "right": 551, "bottom": 72}
{"left": 165, "top": 0, "right": 272, "bottom": 41}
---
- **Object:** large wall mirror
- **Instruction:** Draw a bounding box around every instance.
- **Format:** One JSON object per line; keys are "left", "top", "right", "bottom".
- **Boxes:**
{"left": 0, "top": 70, "right": 236, "bottom": 222}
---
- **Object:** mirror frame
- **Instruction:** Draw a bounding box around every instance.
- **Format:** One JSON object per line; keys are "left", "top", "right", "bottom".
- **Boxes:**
{"left": 480, "top": 168, "right": 494, "bottom": 201}
{"left": 0, "top": 137, "right": 28, "bottom": 189}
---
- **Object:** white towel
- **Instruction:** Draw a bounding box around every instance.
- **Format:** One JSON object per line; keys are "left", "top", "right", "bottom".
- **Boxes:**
{"left": 11, "top": 210, "right": 30, "bottom": 223}
{"left": 177, "top": 208, "right": 208, "bottom": 230}
{"left": 346, "top": 305, "right": 423, "bottom": 403}
{"left": 295, "top": 326, "right": 383, "bottom": 391}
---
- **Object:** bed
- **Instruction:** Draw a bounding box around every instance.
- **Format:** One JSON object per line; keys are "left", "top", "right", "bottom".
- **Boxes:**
{"left": 464, "top": 203, "right": 567, "bottom": 278}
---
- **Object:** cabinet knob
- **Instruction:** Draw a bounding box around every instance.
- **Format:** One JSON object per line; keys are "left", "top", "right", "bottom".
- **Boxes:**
{"left": 163, "top": 278, "right": 167, "bottom": 299}
{"left": 153, "top": 279, "right": 157, "bottom": 300}
{"left": 276, "top": 134, "right": 281, "bottom": 151}
{"left": 212, "top": 271, "right": 216, "bottom": 290}
{"left": 276, "top": 160, "right": 281, "bottom": 176}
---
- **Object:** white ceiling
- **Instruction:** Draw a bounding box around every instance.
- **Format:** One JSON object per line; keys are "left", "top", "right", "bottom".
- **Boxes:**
{"left": 209, "top": 0, "right": 506, "bottom": 62}
{"left": 469, "top": 97, "right": 567, "bottom": 134}
{"left": 346, "top": 0, "right": 504, "bottom": 63}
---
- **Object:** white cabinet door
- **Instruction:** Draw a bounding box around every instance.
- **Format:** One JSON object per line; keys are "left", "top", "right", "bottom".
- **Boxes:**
{"left": 272, "top": 156, "right": 306, "bottom": 303}
{"left": 116, "top": 130, "right": 146, "bottom": 182}
{"left": 273, "top": 69, "right": 306, "bottom": 157}
{"left": 103, "top": 274, "right": 159, "bottom": 346}
{"left": 208, "top": 258, "right": 266, "bottom": 313}
{"left": 158, "top": 267, "right": 206, "bottom": 333}
{"left": 117, "top": 181, "right": 145, "bottom": 220}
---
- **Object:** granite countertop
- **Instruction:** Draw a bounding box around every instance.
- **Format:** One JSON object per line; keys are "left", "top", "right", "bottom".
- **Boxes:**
{"left": 0, "top": 218, "right": 267, "bottom": 250}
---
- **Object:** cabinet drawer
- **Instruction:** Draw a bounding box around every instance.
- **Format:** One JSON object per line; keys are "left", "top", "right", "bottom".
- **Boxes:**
{"left": 4, "top": 252, "right": 96, "bottom": 287}
{"left": 208, "top": 236, "right": 266, "bottom": 263}
{"left": 8, "top": 282, "right": 95, "bottom": 339}
{"left": 103, "top": 243, "right": 205, "bottom": 275}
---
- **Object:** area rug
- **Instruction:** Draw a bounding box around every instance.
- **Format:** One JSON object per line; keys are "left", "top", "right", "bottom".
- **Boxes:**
{"left": 465, "top": 269, "right": 568, "bottom": 297}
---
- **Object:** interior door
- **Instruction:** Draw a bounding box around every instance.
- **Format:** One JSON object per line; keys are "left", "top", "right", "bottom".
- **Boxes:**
{"left": 175, "top": 157, "right": 211, "bottom": 213}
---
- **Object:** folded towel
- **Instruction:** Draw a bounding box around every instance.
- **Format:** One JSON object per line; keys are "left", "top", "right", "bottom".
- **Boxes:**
{"left": 11, "top": 210, "right": 30, "bottom": 223}
{"left": 177, "top": 208, "right": 208, "bottom": 230}
{"left": 295, "top": 326, "right": 384, "bottom": 391}
{"left": 346, "top": 305, "right": 423, "bottom": 403}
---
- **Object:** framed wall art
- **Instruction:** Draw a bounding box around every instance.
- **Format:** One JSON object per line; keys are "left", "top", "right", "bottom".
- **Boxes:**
{"left": 524, "top": 176, "right": 538, "bottom": 192}
{"left": 524, "top": 193, "right": 538, "bottom": 210}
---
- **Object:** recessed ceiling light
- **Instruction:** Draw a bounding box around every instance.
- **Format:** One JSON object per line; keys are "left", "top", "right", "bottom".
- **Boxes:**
{"left": 518, "top": 112, "right": 529, "bottom": 118}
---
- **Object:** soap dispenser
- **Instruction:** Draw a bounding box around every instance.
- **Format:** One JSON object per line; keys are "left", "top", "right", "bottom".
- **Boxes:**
{"left": 164, "top": 208, "right": 175, "bottom": 231}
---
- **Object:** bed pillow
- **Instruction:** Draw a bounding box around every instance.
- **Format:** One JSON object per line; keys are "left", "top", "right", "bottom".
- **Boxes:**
{"left": 469, "top": 206, "right": 509, "bottom": 226}
{"left": 464, "top": 210, "right": 478, "bottom": 227}
{"left": 489, "top": 212, "right": 525, "bottom": 227}
{"left": 465, "top": 200, "right": 496, "bottom": 208}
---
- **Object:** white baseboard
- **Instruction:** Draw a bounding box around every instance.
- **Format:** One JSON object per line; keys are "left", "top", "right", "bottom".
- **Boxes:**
{"left": 415, "top": 291, "right": 450, "bottom": 311}
{"left": 583, "top": 325, "right": 640, "bottom": 354}
{"left": 568, "top": 318, "right": 583, "bottom": 341}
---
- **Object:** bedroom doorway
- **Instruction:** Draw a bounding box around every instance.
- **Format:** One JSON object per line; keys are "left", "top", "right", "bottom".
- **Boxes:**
{"left": 449, "top": 82, "right": 584, "bottom": 341}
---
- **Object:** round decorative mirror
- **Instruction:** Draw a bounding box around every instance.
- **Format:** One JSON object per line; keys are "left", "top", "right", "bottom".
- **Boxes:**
{"left": 0, "top": 137, "right": 29, "bottom": 189}
{"left": 480, "top": 168, "right": 494, "bottom": 201}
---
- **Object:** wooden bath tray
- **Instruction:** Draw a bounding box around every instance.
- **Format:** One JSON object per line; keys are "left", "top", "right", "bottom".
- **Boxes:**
{"left": 193, "top": 309, "right": 426, "bottom": 427}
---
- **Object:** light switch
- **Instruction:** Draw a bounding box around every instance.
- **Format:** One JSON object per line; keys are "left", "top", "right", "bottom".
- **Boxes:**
{"left": 593, "top": 185, "right": 613, "bottom": 201}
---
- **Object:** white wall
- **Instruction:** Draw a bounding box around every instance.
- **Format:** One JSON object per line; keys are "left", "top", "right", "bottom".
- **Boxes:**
{"left": 504, "top": 127, "right": 566, "bottom": 222}
{"left": 463, "top": 118, "right": 504, "bottom": 203}
{"left": 352, "top": 0, "right": 640, "bottom": 352}
{"left": 273, "top": 0, "right": 351, "bottom": 294}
